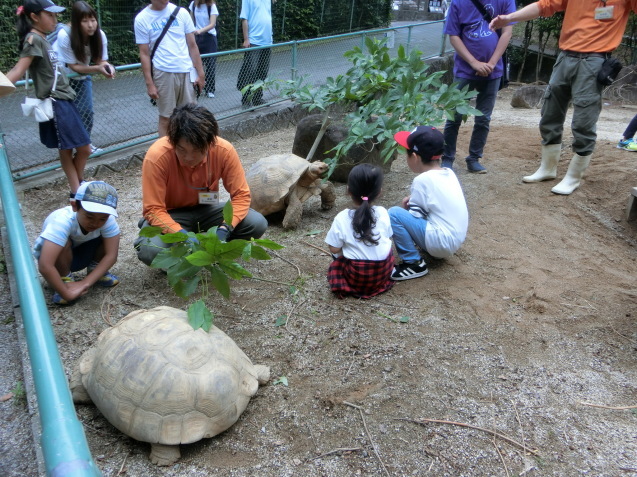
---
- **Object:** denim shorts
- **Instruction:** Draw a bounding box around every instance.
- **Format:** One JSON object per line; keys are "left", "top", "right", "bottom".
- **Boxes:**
{"left": 39, "top": 99, "right": 90, "bottom": 150}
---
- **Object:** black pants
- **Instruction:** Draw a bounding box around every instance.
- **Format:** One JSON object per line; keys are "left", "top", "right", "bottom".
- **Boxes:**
{"left": 195, "top": 33, "right": 218, "bottom": 94}
{"left": 237, "top": 46, "right": 271, "bottom": 105}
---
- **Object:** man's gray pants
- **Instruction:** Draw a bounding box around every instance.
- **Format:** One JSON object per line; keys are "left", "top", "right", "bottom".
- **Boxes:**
{"left": 134, "top": 203, "right": 268, "bottom": 266}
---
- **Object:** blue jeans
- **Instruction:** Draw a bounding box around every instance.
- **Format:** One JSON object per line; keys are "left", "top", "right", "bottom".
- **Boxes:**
{"left": 70, "top": 76, "right": 93, "bottom": 136}
{"left": 442, "top": 77, "right": 499, "bottom": 164}
{"left": 389, "top": 206, "right": 428, "bottom": 263}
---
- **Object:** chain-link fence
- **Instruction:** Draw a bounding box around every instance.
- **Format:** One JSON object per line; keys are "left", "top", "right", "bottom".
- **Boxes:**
{"left": 0, "top": 0, "right": 395, "bottom": 73}
{"left": 1, "top": 21, "right": 449, "bottom": 176}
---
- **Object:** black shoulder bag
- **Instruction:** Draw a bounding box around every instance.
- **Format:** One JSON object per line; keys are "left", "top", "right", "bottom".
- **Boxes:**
{"left": 149, "top": 5, "right": 181, "bottom": 105}
{"left": 467, "top": 0, "right": 509, "bottom": 89}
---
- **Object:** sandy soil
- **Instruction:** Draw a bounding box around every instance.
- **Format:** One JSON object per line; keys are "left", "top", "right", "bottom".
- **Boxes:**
{"left": 8, "top": 87, "right": 637, "bottom": 476}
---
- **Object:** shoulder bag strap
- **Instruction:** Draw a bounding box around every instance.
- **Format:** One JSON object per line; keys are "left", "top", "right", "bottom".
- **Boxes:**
{"left": 150, "top": 5, "right": 181, "bottom": 62}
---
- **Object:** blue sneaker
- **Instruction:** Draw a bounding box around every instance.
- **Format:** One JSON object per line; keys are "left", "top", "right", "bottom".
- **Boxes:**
{"left": 52, "top": 275, "right": 74, "bottom": 305}
{"left": 467, "top": 160, "right": 487, "bottom": 173}
{"left": 618, "top": 138, "right": 637, "bottom": 151}
{"left": 441, "top": 158, "right": 454, "bottom": 169}
{"left": 87, "top": 262, "right": 120, "bottom": 287}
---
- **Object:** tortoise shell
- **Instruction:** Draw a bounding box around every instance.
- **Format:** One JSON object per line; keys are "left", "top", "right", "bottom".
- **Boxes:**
{"left": 71, "top": 306, "right": 269, "bottom": 464}
{"left": 246, "top": 153, "right": 318, "bottom": 216}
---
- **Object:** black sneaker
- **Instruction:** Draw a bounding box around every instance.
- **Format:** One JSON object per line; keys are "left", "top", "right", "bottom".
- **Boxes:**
{"left": 391, "top": 259, "right": 428, "bottom": 281}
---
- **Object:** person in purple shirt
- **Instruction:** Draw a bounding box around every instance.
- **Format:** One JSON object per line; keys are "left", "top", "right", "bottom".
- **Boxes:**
{"left": 441, "top": 0, "right": 515, "bottom": 173}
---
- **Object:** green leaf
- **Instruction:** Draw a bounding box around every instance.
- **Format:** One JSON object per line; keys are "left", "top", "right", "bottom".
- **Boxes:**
{"left": 305, "top": 229, "right": 322, "bottom": 236}
{"left": 253, "top": 238, "right": 285, "bottom": 250}
{"left": 139, "top": 226, "right": 162, "bottom": 237}
{"left": 222, "top": 201, "right": 233, "bottom": 225}
{"left": 217, "top": 260, "right": 252, "bottom": 280}
{"left": 249, "top": 246, "right": 272, "bottom": 261}
{"left": 160, "top": 231, "right": 189, "bottom": 244}
{"left": 150, "top": 249, "right": 181, "bottom": 270}
{"left": 273, "top": 376, "right": 288, "bottom": 386}
{"left": 174, "top": 275, "right": 200, "bottom": 298}
{"left": 186, "top": 250, "right": 214, "bottom": 267}
{"left": 399, "top": 316, "right": 411, "bottom": 323}
{"left": 275, "top": 315, "right": 287, "bottom": 327}
{"left": 188, "top": 299, "right": 213, "bottom": 332}
{"left": 166, "top": 259, "right": 199, "bottom": 287}
{"left": 210, "top": 265, "right": 230, "bottom": 298}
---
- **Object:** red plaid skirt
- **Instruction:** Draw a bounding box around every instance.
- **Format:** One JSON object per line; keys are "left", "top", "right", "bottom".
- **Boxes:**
{"left": 327, "top": 253, "right": 395, "bottom": 299}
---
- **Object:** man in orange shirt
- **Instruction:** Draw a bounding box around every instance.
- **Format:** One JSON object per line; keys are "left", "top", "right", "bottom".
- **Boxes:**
{"left": 134, "top": 104, "right": 267, "bottom": 266}
{"left": 491, "top": 0, "right": 637, "bottom": 195}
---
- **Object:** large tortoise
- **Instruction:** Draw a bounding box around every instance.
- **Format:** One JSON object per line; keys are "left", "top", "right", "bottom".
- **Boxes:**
{"left": 246, "top": 153, "right": 336, "bottom": 229}
{"left": 70, "top": 306, "right": 269, "bottom": 466}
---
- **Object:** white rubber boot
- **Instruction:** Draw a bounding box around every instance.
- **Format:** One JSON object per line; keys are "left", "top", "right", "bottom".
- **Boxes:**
{"left": 551, "top": 153, "right": 591, "bottom": 195}
{"left": 522, "top": 144, "right": 561, "bottom": 182}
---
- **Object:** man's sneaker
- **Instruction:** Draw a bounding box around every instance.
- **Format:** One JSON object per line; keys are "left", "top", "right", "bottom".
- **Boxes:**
{"left": 391, "top": 259, "right": 429, "bottom": 281}
{"left": 52, "top": 275, "right": 74, "bottom": 305}
{"left": 206, "top": 92, "right": 215, "bottom": 98}
{"left": 467, "top": 160, "right": 487, "bottom": 173}
{"left": 617, "top": 137, "right": 635, "bottom": 150}
{"left": 90, "top": 144, "right": 104, "bottom": 154}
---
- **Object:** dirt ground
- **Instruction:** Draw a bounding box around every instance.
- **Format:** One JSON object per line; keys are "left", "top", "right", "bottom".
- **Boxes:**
{"left": 8, "top": 87, "right": 637, "bottom": 476}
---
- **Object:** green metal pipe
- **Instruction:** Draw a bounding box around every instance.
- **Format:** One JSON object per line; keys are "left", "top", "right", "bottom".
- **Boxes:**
{"left": 0, "top": 134, "right": 101, "bottom": 477}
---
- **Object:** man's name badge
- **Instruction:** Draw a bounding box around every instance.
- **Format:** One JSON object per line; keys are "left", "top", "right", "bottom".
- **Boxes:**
{"left": 199, "top": 191, "right": 219, "bottom": 204}
{"left": 594, "top": 6, "right": 614, "bottom": 20}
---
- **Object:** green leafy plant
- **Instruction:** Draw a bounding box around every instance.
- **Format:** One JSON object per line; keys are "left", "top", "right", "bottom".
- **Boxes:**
{"left": 249, "top": 37, "right": 481, "bottom": 177}
{"left": 11, "top": 381, "right": 26, "bottom": 407}
{"left": 139, "top": 202, "right": 284, "bottom": 332}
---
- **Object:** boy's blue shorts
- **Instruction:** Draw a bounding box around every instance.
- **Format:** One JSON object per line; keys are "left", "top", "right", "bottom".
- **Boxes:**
{"left": 70, "top": 237, "right": 102, "bottom": 272}
{"left": 40, "top": 99, "right": 90, "bottom": 150}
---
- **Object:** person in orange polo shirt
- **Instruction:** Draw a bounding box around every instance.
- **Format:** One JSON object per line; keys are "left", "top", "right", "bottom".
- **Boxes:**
{"left": 490, "top": 0, "right": 637, "bottom": 195}
{"left": 134, "top": 103, "right": 267, "bottom": 266}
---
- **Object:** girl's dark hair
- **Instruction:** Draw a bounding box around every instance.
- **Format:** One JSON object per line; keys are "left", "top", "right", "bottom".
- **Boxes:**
{"left": 195, "top": 0, "right": 215, "bottom": 6}
{"left": 16, "top": 10, "right": 35, "bottom": 52}
{"left": 70, "top": 1, "right": 103, "bottom": 64}
{"left": 348, "top": 163, "right": 383, "bottom": 246}
{"left": 168, "top": 103, "right": 218, "bottom": 151}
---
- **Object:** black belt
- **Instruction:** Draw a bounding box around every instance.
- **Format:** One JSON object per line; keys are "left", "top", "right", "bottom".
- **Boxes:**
{"left": 563, "top": 50, "right": 611, "bottom": 59}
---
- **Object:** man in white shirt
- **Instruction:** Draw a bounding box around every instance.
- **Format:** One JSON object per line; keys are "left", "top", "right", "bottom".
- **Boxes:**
{"left": 237, "top": 0, "right": 273, "bottom": 107}
{"left": 135, "top": 0, "right": 205, "bottom": 137}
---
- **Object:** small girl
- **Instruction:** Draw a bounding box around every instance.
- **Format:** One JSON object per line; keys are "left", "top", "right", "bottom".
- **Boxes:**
{"left": 56, "top": 1, "right": 115, "bottom": 152}
{"left": 6, "top": 0, "right": 91, "bottom": 198}
{"left": 189, "top": 0, "right": 219, "bottom": 98}
{"left": 325, "top": 163, "right": 395, "bottom": 299}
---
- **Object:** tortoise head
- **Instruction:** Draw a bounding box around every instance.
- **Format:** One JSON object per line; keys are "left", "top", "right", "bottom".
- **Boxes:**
{"left": 308, "top": 161, "right": 329, "bottom": 177}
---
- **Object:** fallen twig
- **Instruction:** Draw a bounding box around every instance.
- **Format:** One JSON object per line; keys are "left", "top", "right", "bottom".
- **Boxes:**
{"left": 100, "top": 286, "right": 117, "bottom": 327}
{"left": 578, "top": 401, "right": 637, "bottom": 410}
{"left": 492, "top": 434, "right": 511, "bottom": 477}
{"left": 395, "top": 417, "right": 540, "bottom": 456}
{"left": 308, "top": 447, "right": 363, "bottom": 461}
{"left": 284, "top": 299, "right": 306, "bottom": 336}
{"left": 345, "top": 402, "right": 390, "bottom": 477}
{"left": 117, "top": 451, "right": 130, "bottom": 475}
{"left": 271, "top": 250, "right": 301, "bottom": 278}
{"left": 301, "top": 239, "right": 331, "bottom": 256}
{"left": 511, "top": 400, "right": 529, "bottom": 456}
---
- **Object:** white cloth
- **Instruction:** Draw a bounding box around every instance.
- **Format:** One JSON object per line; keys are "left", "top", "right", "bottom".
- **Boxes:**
{"left": 33, "top": 206, "right": 120, "bottom": 260}
{"left": 189, "top": 1, "right": 219, "bottom": 36}
{"left": 240, "top": 0, "right": 273, "bottom": 46}
{"left": 56, "top": 27, "right": 108, "bottom": 78}
{"left": 409, "top": 168, "right": 468, "bottom": 258}
{"left": 134, "top": 2, "right": 196, "bottom": 73}
{"left": 325, "top": 206, "right": 393, "bottom": 260}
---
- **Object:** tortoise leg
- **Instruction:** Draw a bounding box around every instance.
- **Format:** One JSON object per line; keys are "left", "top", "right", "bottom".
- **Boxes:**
{"left": 320, "top": 181, "right": 336, "bottom": 210}
{"left": 150, "top": 443, "right": 181, "bottom": 466}
{"left": 282, "top": 192, "right": 303, "bottom": 229}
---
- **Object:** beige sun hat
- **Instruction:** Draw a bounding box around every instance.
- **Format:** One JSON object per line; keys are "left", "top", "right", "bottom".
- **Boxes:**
{"left": 0, "top": 71, "right": 15, "bottom": 98}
